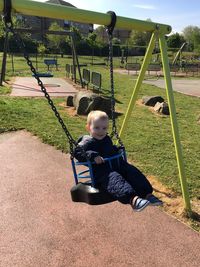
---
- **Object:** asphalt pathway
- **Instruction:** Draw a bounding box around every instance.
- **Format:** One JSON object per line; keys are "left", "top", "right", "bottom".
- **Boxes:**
{"left": 144, "top": 79, "right": 200, "bottom": 98}
{"left": 0, "top": 131, "right": 200, "bottom": 267}
{"left": 115, "top": 69, "right": 200, "bottom": 98}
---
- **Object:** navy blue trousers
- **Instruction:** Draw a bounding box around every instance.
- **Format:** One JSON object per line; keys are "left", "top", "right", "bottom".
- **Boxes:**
{"left": 95, "top": 160, "right": 153, "bottom": 204}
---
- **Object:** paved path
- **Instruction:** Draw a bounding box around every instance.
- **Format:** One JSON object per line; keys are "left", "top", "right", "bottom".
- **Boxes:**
{"left": 10, "top": 77, "right": 77, "bottom": 97}
{"left": 115, "top": 69, "right": 200, "bottom": 98}
{"left": 144, "top": 79, "right": 200, "bottom": 98}
{"left": 0, "top": 131, "right": 200, "bottom": 267}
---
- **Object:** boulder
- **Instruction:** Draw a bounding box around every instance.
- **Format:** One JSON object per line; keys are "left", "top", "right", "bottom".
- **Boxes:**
{"left": 66, "top": 95, "right": 74, "bottom": 107}
{"left": 73, "top": 91, "right": 111, "bottom": 115}
{"left": 154, "top": 102, "right": 170, "bottom": 115}
{"left": 142, "top": 95, "right": 164, "bottom": 106}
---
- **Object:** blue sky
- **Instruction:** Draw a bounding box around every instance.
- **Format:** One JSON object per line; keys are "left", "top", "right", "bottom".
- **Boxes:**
{"left": 35, "top": 0, "right": 200, "bottom": 34}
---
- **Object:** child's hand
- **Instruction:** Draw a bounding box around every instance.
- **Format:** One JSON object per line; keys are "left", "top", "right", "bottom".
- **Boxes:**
{"left": 94, "top": 156, "right": 104, "bottom": 164}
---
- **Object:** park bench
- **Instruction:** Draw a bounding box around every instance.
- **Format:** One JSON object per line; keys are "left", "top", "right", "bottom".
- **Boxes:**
{"left": 44, "top": 59, "right": 59, "bottom": 71}
{"left": 184, "top": 64, "right": 199, "bottom": 76}
{"left": 82, "top": 68, "right": 90, "bottom": 88}
{"left": 125, "top": 63, "right": 141, "bottom": 74}
{"left": 169, "top": 64, "right": 180, "bottom": 76}
{"left": 91, "top": 71, "right": 102, "bottom": 92}
{"left": 147, "top": 64, "right": 161, "bottom": 75}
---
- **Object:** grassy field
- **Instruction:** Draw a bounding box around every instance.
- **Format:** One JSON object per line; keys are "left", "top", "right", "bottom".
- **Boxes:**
{"left": 0, "top": 53, "right": 200, "bottom": 229}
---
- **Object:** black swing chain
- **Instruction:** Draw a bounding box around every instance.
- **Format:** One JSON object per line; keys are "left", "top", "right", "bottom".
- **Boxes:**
{"left": 2, "top": 4, "right": 123, "bottom": 159}
{"left": 2, "top": 9, "right": 78, "bottom": 157}
{"left": 106, "top": 11, "right": 124, "bottom": 147}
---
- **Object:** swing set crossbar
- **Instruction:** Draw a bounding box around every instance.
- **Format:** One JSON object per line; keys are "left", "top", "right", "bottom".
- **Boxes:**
{"left": 0, "top": 0, "right": 171, "bottom": 34}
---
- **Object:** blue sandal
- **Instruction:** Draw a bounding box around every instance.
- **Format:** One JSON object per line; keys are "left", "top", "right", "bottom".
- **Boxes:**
{"left": 131, "top": 197, "right": 150, "bottom": 212}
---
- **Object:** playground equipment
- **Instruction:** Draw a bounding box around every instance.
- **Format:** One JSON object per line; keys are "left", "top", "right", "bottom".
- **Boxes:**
{"left": 1, "top": 0, "right": 191, "bottom": 212}
{"left": 120, "top": 48, "right": 126, "bottom": 67}
{"left": 0, "top": 27, "right": 84, "bottom": 86}
{"left": 32, "top": 72, "right": 53, "bottom": 78}
{"left": 172, "top": 42, "right": 187, "bottom": 66}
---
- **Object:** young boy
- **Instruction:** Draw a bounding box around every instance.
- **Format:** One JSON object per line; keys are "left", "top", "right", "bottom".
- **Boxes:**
{"left": 74, "top": 110, "right": 163, "bottom": 211}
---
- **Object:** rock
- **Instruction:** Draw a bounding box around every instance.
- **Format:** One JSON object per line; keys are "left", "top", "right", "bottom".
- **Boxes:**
{"left": 142, "top": 96, "right": 164, "bottom": 106}
{"left": 73, "top": 91, "right": 111, "bottom": 115}
{"left": 66, "top": 95, "right": 74, "bottom": 106}
{"left": 154, "top": 102, "right": 170, "bottom": 115}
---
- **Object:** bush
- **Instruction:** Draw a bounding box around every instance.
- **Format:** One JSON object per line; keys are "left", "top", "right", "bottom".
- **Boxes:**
{"left": 8, "top": 35, "right": 38, "bottom": 53}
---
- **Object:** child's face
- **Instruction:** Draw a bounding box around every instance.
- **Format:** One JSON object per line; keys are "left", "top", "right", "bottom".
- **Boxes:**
{"left": 88, "top": 118, "right": 109, "bottom": 140}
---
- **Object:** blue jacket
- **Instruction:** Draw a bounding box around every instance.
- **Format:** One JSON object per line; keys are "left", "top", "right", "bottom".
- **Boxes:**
{"left": 74, "top": 135, "right": 122, "bottom": 183}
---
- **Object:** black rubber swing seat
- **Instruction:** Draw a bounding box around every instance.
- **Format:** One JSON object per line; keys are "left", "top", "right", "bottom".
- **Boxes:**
{"left": 70, "top": 182, "right": 116, "bottom": 205}
{"left": 32, "top": 72, "right": 53, "bottom": 78}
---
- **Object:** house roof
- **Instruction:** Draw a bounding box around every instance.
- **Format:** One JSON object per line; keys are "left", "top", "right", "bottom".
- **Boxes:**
{"left": 46, "top": 0, "right": 76, "bottom": 8}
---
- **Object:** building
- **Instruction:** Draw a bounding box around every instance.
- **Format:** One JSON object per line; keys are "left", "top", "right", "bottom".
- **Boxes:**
{"left": 17, "top": 0, "right": 93, "bottom": 39}
{"left": 17, "top": 0, "right": 131, "bottom": 44}
{"left": 96, "top": 27, "right": 131, "bottom": 44}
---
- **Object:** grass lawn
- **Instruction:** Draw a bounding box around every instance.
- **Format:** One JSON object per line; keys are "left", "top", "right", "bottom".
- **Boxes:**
{"left": 0, "top": 53, "right": 200, "bottom": 229}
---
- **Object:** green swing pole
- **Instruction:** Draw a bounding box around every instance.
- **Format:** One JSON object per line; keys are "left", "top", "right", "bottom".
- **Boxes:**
{"left": 0, "top": 0, "right": 171, "bottom": 34}
{"left": 159, "top": 34, "right": 191, "bottom": 212}
{"left": 119, "top": 32, "right": 157, "bottom": 139}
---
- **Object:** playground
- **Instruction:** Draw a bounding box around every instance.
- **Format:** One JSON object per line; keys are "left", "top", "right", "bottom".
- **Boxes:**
{"left": 0, "top": 0, "right": 200, "bottom": 266}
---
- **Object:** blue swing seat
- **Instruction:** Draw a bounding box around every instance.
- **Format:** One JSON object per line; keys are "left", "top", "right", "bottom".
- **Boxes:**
{"left": 32, "top": 72, "right": 53, "bottom": 78}
{"left": 70, "top": 149, "right": 126, "bottom": 205}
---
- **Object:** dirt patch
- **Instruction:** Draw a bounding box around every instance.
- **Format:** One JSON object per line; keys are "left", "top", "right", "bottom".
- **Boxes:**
{"left": 59, "top": 102, "right": 88, "bottom": 121}
{"left": 147, "top": 175, "right": 200, "bottom": 231}
{"left": 59, "top": 103, "right": 77, "bottom": 116}
{"left": 136, "top": 99, "right": 169, "bottom": 117}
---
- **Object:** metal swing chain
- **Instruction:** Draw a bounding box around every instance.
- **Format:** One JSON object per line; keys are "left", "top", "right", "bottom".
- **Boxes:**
{"left": 106, "top": 11, "right": 124, "bottom": 147}
{"left": 3, "top": 22, "right": 77, "bottom": 157}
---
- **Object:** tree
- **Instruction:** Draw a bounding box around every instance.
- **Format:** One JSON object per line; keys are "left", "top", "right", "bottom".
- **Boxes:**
{"left": 129, "top": 31, "right": 147, "bottom": 46}
{"left": 0, "top": 16, "right": 38, "bottom": 53}
{"left": 37, "top": 43, "right": 46, "bottom": 57}
{"left": 112, "top": 37, "right": 121, "bottom": 45}
{"left": 46, "top": 22, "right": 69, "bottom": 53}
{"left": 94, "top": 26, "right": 107, "bottom": 45}
{"left": 128, "top": 18, "right": 152, "bottom": 47}
{"left": 0, "top": 16, "right": 22, "bottom": 38}
{"left": 167, "top": 33, "right": 186, "bottom": 49}
{"left": 183, "top": 26, "right": 200, "bottom": 51}
{"left": 70, "top": 25, "right": 83, "bottom": 44}
{"left": 85, "top": 32, "right": 97, "bottom": 47}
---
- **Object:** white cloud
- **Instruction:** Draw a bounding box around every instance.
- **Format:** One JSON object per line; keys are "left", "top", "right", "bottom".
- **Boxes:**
{"left": 132, "top": 4, "right": 157, "bottom": 10}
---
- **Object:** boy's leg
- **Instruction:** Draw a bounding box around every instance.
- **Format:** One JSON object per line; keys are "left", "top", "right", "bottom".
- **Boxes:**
{"left": 100, "top": 171, "right": 135, "bottom": 204}
{"left": 100, "top": 171, "right": 150, "bottom": 211}
{"left": 119, "top": 161, "right": 153, "bottom": 199}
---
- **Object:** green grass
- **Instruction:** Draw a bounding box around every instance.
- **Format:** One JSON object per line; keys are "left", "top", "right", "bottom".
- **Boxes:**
{"left": 0, "top": 54, "right": 200, "bottom": 203}
{"left": 0, "top": 84, "right": 12, "bottom": 95}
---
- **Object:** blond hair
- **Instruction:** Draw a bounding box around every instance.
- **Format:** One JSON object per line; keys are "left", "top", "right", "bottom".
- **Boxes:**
{"left": 87, "top": 110, "right": 108, "bottom": 125}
